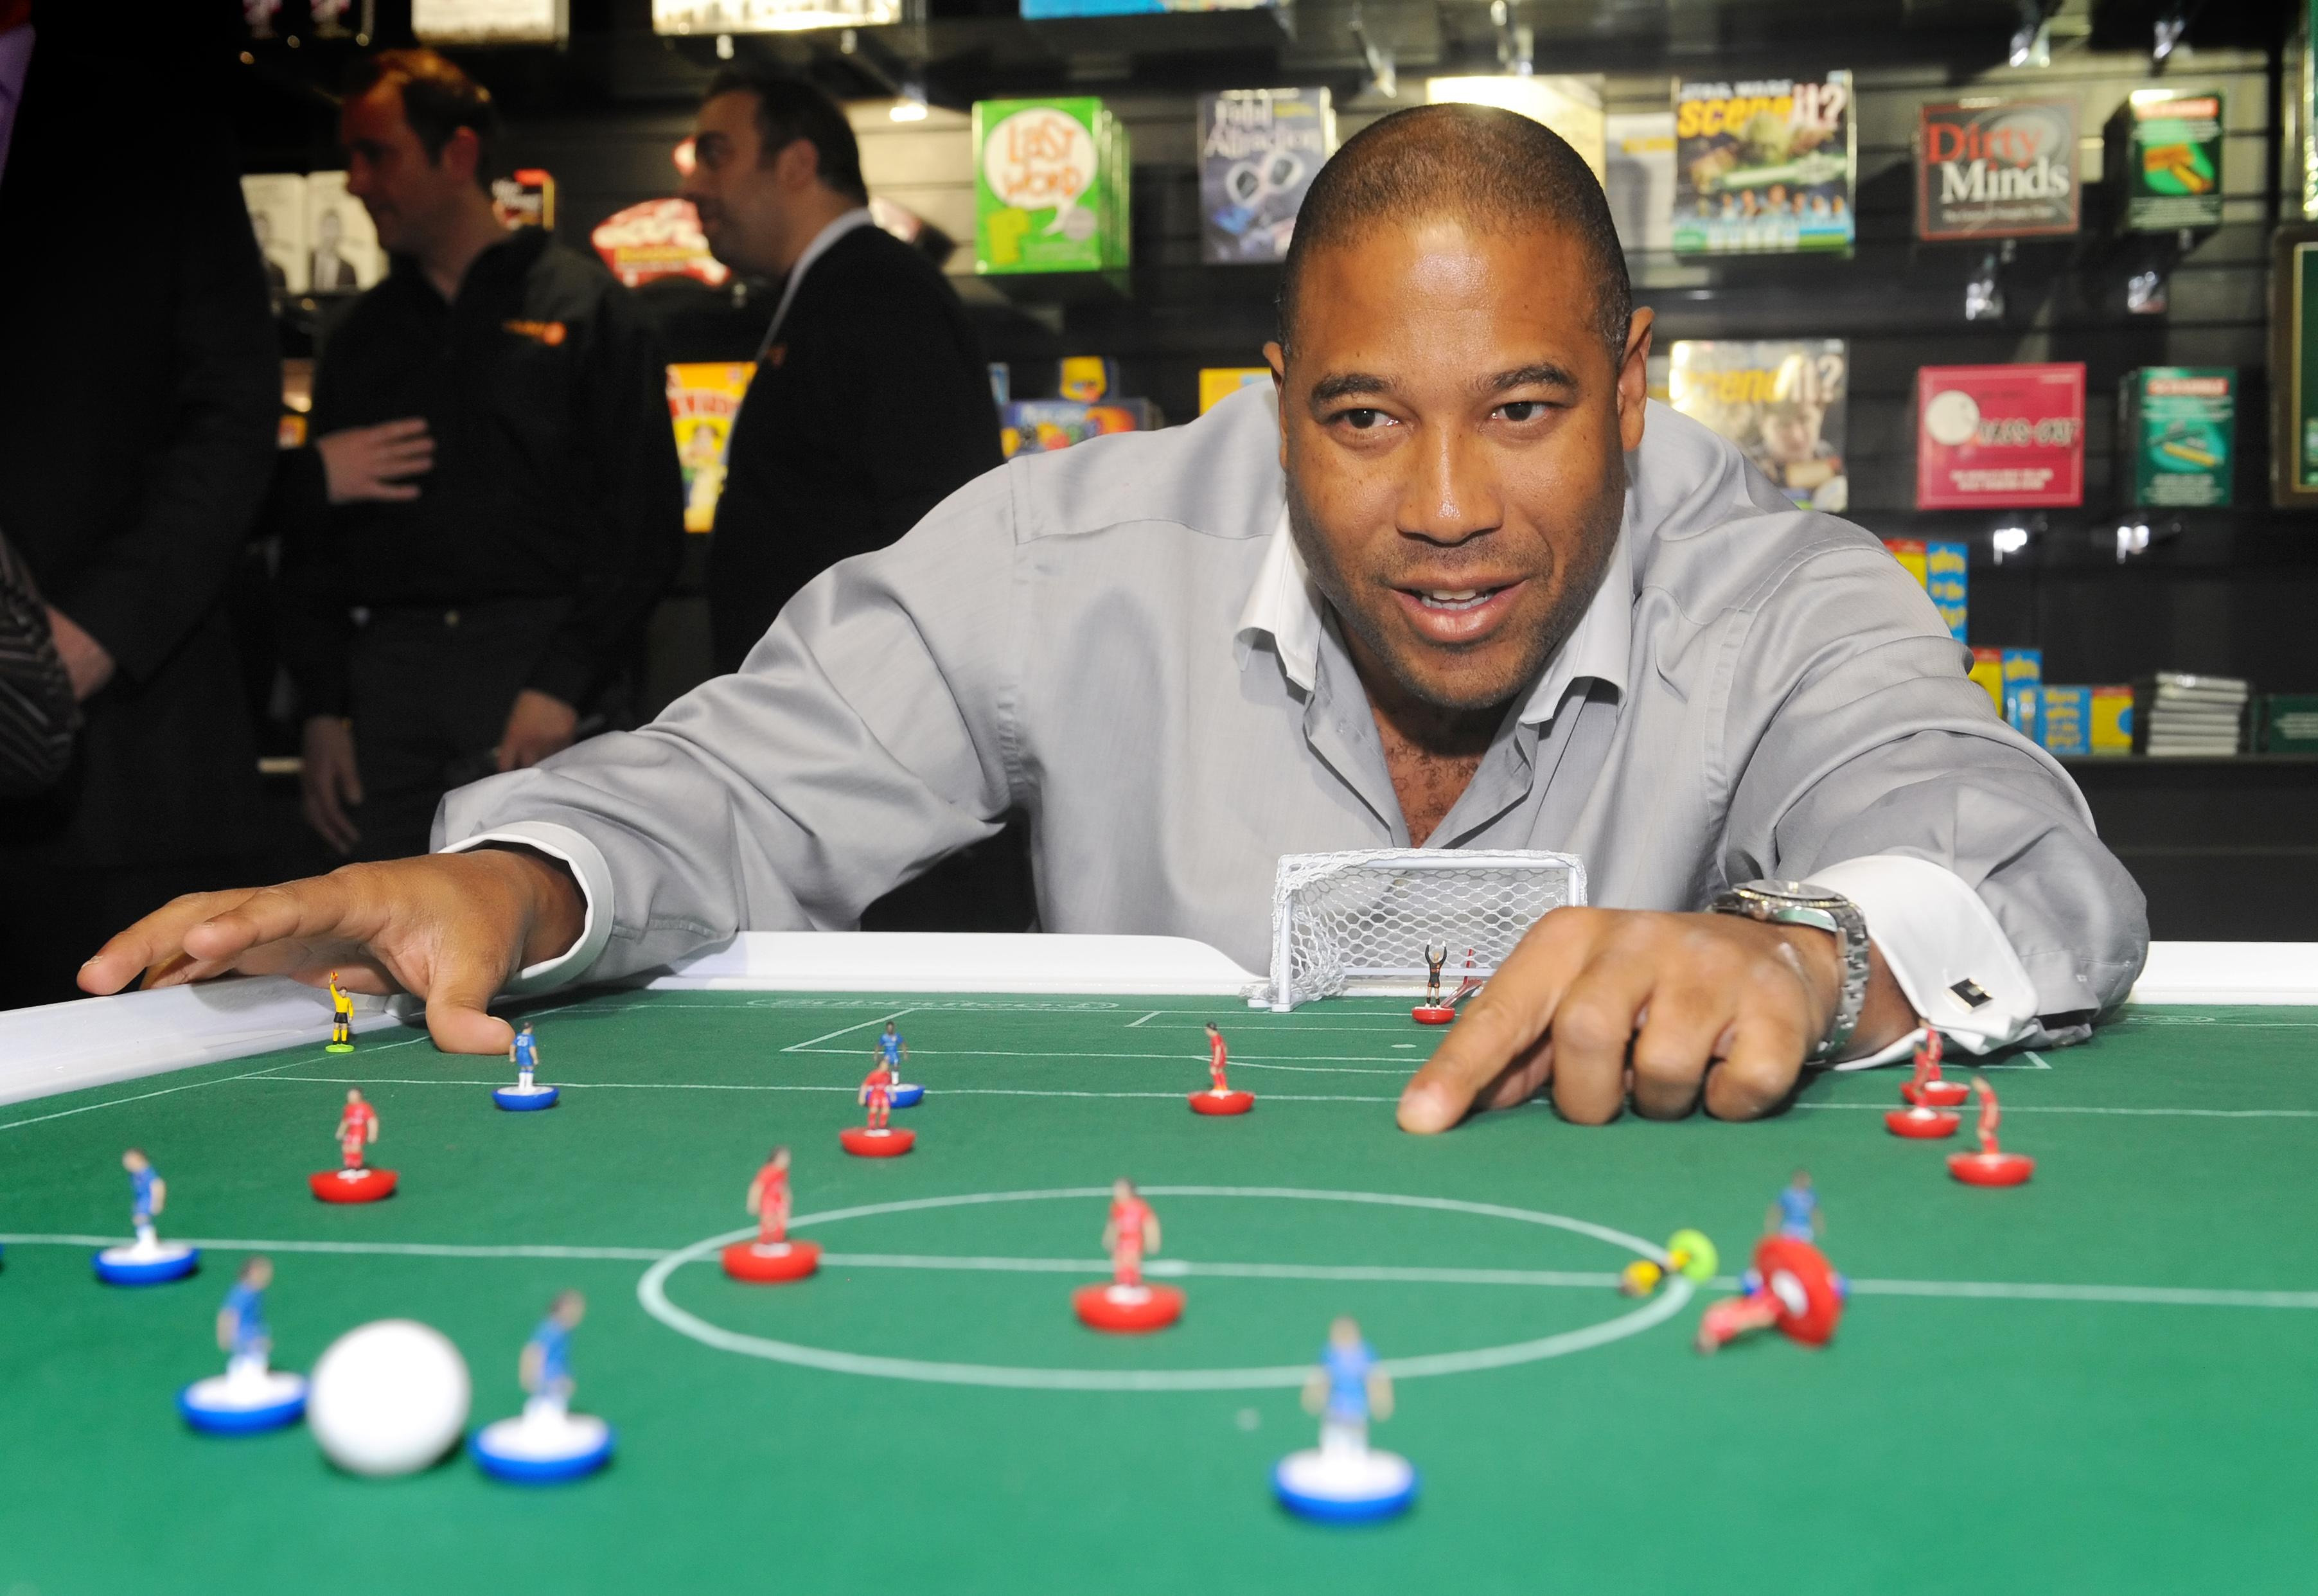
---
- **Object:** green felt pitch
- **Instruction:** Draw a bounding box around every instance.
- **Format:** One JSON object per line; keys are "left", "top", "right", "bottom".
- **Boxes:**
{"left": 0, "top": 995, "right": 2313, "bottom": 1595}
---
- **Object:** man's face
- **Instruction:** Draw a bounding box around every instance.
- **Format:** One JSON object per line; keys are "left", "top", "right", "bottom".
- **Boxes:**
{"left": 342, "top": 85, "right": 466, "bottom": 256}
{"left": 1270, "top": 218, "right": 1651, "bottom": 714}
{"left": 682, "top": 93, "right": 806, "bottom": 277}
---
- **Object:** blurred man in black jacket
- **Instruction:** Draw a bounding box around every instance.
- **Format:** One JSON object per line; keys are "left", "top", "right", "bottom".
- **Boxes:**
{"left": 681, "top": 69, "right": 1001, "bottom": 673}
{"left": 0, "top": 1, "right": 279, "bottom": 1006}
{"left": 275, "top": 51, "right": 685, "bottom": 862}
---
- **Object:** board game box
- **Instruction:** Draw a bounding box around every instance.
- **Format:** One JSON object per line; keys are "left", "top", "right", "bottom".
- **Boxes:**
{"left": 1672, "top": 72, "right": 1855, "bottom": 255}
{"left": 1667, "top": 339, "right": 1848, "bottom": 511}
{"left": 975, "top": 98, "right": 1129, "bottom": 276}
{"left": 2107, "top": 89, "right": 2225, "bottom": 233}
{"left": 666, "top": 362, "right": 756, "bottom": 534}
{"left": 2120, "top": 367, "right": 2234, "bottom": 508}
{"left": 1198, "top": 88, "right": 1334, "bottom": 265}
{"left": 1916, "top": 98, "right": 2079, "bottom": 240}
{"left": 1916, "top": 363, "right": 2085, "bottom": 509}
{"left": 1882, "top": 538, "right": 1968, "bottom": 643}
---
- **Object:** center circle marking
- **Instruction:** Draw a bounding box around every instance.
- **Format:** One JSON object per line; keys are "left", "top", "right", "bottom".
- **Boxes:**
{"left": 636, "top": 1185, "right": 1693, "bottom": 1391}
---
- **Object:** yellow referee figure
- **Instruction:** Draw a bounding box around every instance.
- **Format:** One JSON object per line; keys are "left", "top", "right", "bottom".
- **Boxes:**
{"left": 326, "top": 971, "right": 355, "bottom": 1054}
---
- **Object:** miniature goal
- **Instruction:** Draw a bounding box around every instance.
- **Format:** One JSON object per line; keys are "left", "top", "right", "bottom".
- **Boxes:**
{"left": 1253, "top": 849, "right": 1588, "bottom": 1012}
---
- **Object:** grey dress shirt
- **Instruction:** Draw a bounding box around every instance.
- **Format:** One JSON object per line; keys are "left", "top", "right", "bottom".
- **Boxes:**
{"left": 440, "top": 387, "right": 2146, "bottom": 1054}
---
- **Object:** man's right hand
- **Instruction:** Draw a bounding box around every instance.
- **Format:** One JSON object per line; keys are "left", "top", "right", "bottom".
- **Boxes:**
{"left": 300, "top": 715, "right": 364, "bottom": 855}
{"left": 78, "top": 849, "right": 589, "bottom": 1056}
{"left": 316, "top": 418, "right": 434, "bottom": 504}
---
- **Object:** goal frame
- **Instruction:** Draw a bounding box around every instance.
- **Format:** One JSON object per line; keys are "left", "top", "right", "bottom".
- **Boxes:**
{"left": 1256, "top": 849, "right": 1589, "bottom": 1012}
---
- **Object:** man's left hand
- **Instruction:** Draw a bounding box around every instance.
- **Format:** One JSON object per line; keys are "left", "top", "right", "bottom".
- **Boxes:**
{"left": 495, "top": 689, "right": 578, "bottom": 773}
{"left": 1397, "top": 907, "right": 1916, "bottom": 1132}
{"left": 45, "top": 607, "right": 114, "bottom": 701}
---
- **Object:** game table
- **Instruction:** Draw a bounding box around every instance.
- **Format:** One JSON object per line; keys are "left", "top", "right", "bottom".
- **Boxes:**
{"left": 1, "top": 934, "right": 2312, "bottom": 1594}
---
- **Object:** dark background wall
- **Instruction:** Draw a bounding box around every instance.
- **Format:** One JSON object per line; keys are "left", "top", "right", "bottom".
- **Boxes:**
{"left": 227, "top": 0, "right": 2318, "bottom": 935}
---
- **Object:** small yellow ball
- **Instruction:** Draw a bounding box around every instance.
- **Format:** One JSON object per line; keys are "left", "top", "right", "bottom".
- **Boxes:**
{"left": 1618, "top": 1259, "right": 1665, "bottom": 1298}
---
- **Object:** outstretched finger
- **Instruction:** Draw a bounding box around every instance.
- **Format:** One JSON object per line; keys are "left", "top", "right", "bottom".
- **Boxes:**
{"left": 80, "top": 888, "right": 265, "bottom": 995}
{"left": 409, "top": 921, "right": 520, "bottom": 1056}
{"left": 1397, "top": 908, "right": 1600, "bottom": 1134}
{"left": 180, "top": 873, "right": 377, "bottom": 967}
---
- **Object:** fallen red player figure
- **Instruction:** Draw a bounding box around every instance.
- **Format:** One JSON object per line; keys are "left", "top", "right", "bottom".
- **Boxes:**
{"left": 1411, "top": 946, "right": 1480, "bottom": 1025}
{"left": 1899, "top": 1027, "right": 1970, "bottom": 1108}
{"left": 1189, "top": 1022, "right": 1254, "bottom": 1115}
{"left": 1947, "top": 1077, "right": 2034, "bottom": 1186}
{"left": 1694, "top": 1236, "right": 1845, "bottom": 1354}
{"left": 1074, "top": 1178, "right": 1183, "bottom": 1333}
{"left": 840, "top": 1060, "right": 915, "bottom": 1157}
{"left": 1886, "top": 1031, "right": 1961, "bottom": 1137}
{"left": 723, "top": 1145, "right": 821, "bottom": 1282}
{"left": 310, "top": 1087, "right": 396, "bottom": 1203}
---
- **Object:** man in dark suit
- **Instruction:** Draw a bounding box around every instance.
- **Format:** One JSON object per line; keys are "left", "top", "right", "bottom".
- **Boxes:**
{"left": 680, "top": 70, "right": 1002, "bottom": 673}
{"left": 0, "top": 0, "right": 279, "bottom": 1006}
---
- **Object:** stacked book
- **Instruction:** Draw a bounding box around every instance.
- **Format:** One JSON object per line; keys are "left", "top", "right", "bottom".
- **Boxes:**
{"left": 2136, "top": 673, "right": 2248, "bottom": 756}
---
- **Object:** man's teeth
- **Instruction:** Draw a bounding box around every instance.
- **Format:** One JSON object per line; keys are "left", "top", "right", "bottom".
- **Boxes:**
{"left": 1416, "top": 589, "right": 1492, "bottom": 610}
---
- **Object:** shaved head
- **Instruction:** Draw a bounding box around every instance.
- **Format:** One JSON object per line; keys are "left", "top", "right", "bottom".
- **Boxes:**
{"left": 1278, "top": 104, "right": 1631, "bottom": 361}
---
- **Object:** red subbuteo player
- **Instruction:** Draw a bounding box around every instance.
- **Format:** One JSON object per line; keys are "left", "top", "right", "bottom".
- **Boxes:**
{"left": 858, "top": 1060, "right": 894, "bottom": 1131}
{"left": 747, "top": 1146, "right": 792, "bottom": 1246}
{"left": 1104, "top": 1177, "right": 1161, "bottom": 1290}
{"left": 1204, "top": 1022, "right": 1230, "bottom": 1095}
{"left": 337, "top": 1088, "right": 378, "bottom": 1170}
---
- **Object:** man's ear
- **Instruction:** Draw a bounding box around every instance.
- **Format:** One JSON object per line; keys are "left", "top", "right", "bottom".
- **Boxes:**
{"left": 1616, "top": 306, "right": 1654, "bottom": 454}
{"left": 439, "top": 125, "right": 484, "bottom": 188}
{"left": 774, "top": 136, "right": 821, "bottom": 191}
{"left": 1263, "top": 340, "right": 1289, "bottom": 468}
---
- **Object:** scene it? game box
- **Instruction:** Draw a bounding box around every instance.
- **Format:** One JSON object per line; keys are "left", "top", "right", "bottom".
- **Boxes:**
{"left": 1916, "top": 363, "right": 2086, "bottom": 509}
{"left": 1671, "top": 71, "right": 1855, "bottom": 255}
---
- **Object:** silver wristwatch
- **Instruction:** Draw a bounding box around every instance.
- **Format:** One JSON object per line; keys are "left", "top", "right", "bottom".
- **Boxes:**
{"left": 1708, "top": 879, "right": 1870, "bottom": 1063}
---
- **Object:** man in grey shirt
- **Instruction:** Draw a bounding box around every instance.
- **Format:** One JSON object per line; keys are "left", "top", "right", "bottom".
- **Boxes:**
{"left": 85, "top": 107, "right": 2145, "bottom": 1134}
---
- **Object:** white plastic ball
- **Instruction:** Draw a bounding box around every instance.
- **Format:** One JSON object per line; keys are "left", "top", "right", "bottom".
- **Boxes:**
{"left": 306, "top": 1319, "right": 471, "bottom": 1476}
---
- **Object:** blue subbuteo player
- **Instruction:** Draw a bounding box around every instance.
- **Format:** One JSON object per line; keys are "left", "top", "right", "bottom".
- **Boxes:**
{"left": 874, "top": 1021, "right": 923, "bottom": 1106}
{"left": 1274, "top": 1315, "right": 1415, "bottom": 1521}
{"left": 521, "top": 1290, "right": 586, "bottom": 1421}
{"left": 218, "top": 1257, "right": 274, "bottom": 1379}
{"left": 512, "top": 1022, "right": 540, "bottom": 1091}
{"left": 1769, "top": 1169, "right": 1822, "bottom": 1242}
{"left": 1309, "top": 1315, "right": 1393, "bottom": 1456}
{"left": 123, "top": 1148, "right": 165, "bottom": 1249}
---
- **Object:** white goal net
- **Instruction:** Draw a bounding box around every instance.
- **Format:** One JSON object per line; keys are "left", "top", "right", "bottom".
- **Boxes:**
{"left": 1251, "top": 849, "right": 1588, "bottom": 1011}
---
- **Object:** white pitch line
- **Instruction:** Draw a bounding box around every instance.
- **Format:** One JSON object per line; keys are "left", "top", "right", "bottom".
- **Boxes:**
{"left": 0, "top": 1055, "right": 321, "bottom": 1133}
{"left": 782, "top": 1006, "right": 917, "bottom": 1054}
{"left": 1126, "top": 1011, "right": 1161, "bottom": 1028}
{"left": 817, "top": 1254, "right": 1623, "bottom": 1289}
{"left": 1796, "top": 1103, "right": 2318, "bottom": 1119}
{"left": 0, "top": 1233, "right": 670, "bottom": 1261}
{"left": 786, "top": 1047, "right": 1414, "bottom": 1068}
{"left": 1844, "top": 1279, "right": 2318, "bottom": 1310}
{"left": 3, "top": 1229, "right": 2309, "bottom": 1313}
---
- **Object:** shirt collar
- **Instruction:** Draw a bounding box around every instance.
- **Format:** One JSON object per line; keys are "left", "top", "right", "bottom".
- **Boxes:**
{"left": 1235, "top": 504, "right": 1631, "bottom": 726}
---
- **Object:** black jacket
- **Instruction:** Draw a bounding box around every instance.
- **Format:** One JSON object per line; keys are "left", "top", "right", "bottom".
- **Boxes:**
{"left": 707, "top": 222, "right": 1001, "bottom": 673}
{"left": 274, "top": 228, "right": 686, "bottom": 716}
{"left": 0, "top": 22, "right": 277, "bottom": 865}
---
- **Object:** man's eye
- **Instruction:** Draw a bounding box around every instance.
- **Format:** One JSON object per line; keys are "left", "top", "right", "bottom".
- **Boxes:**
{"left": 1500, "top": 400, "right": 1547, "bottom": 422}
{"left": 1337, "top": 409, "right": 1388, "bottom": 430}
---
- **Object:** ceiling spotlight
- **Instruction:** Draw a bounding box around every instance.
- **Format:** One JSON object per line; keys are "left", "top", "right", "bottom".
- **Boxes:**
{"left": 2114, "top": 521, "right": 2152, "bottom": 563}
{"left": 1992, "top": 524, "right": 2031, "bottom": 562}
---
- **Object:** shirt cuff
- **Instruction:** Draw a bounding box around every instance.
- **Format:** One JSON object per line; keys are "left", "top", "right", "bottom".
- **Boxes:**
{"left": 1807, "top": 853, "right": 2040, "bottom": 1072}
{"left": 436, "top": 822, "right": 615, "bottom": 997}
